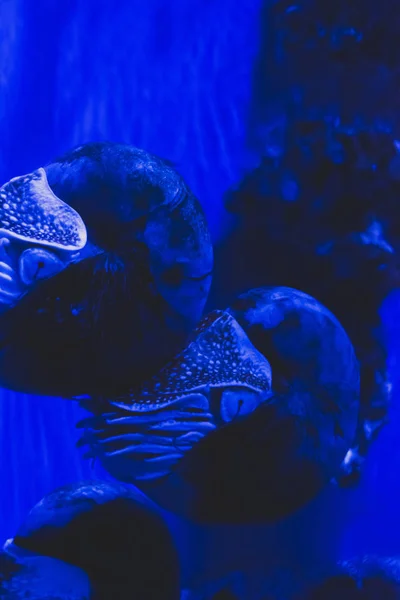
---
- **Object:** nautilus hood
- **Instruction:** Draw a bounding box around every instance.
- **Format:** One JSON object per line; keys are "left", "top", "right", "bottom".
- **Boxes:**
{"left": 0, "top": 168, "right": 87, "bottom": 251}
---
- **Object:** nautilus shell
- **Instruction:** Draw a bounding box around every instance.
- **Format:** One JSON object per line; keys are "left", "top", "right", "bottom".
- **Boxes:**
{"left": 0, "top": 142, "right": 213, "bottom": 396}
{"left": 77, "top": 287, "right": 360, "bottom": 523}
{"left": 2, "top": 480, "right": 179, "bottom": 600}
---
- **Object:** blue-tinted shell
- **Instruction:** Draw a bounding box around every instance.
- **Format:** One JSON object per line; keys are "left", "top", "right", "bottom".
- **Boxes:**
{"left": 228, "top": 286, "right": 360, "bottom": 469}
{"left": 6, "top": 480, "right": 179, "bottom": 600}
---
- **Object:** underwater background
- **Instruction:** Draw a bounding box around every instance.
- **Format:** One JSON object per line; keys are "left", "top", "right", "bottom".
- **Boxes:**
{"left": 1, "top": 0, "right": 400, "bottom": 595}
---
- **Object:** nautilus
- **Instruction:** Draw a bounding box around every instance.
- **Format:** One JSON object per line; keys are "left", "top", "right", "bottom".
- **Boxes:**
{"left": 0, "top": 142, "right": 213, "bottom": 396}
{"left": 77, "top": 287, "right": 360, "bottom": 523}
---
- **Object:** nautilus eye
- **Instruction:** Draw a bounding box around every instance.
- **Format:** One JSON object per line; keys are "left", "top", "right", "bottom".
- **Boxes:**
{"left": 18, "top": 248, "right": 67, "bottom": 286}
{"left": 219, "top": 388, "right": 268, "bottom": 423}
